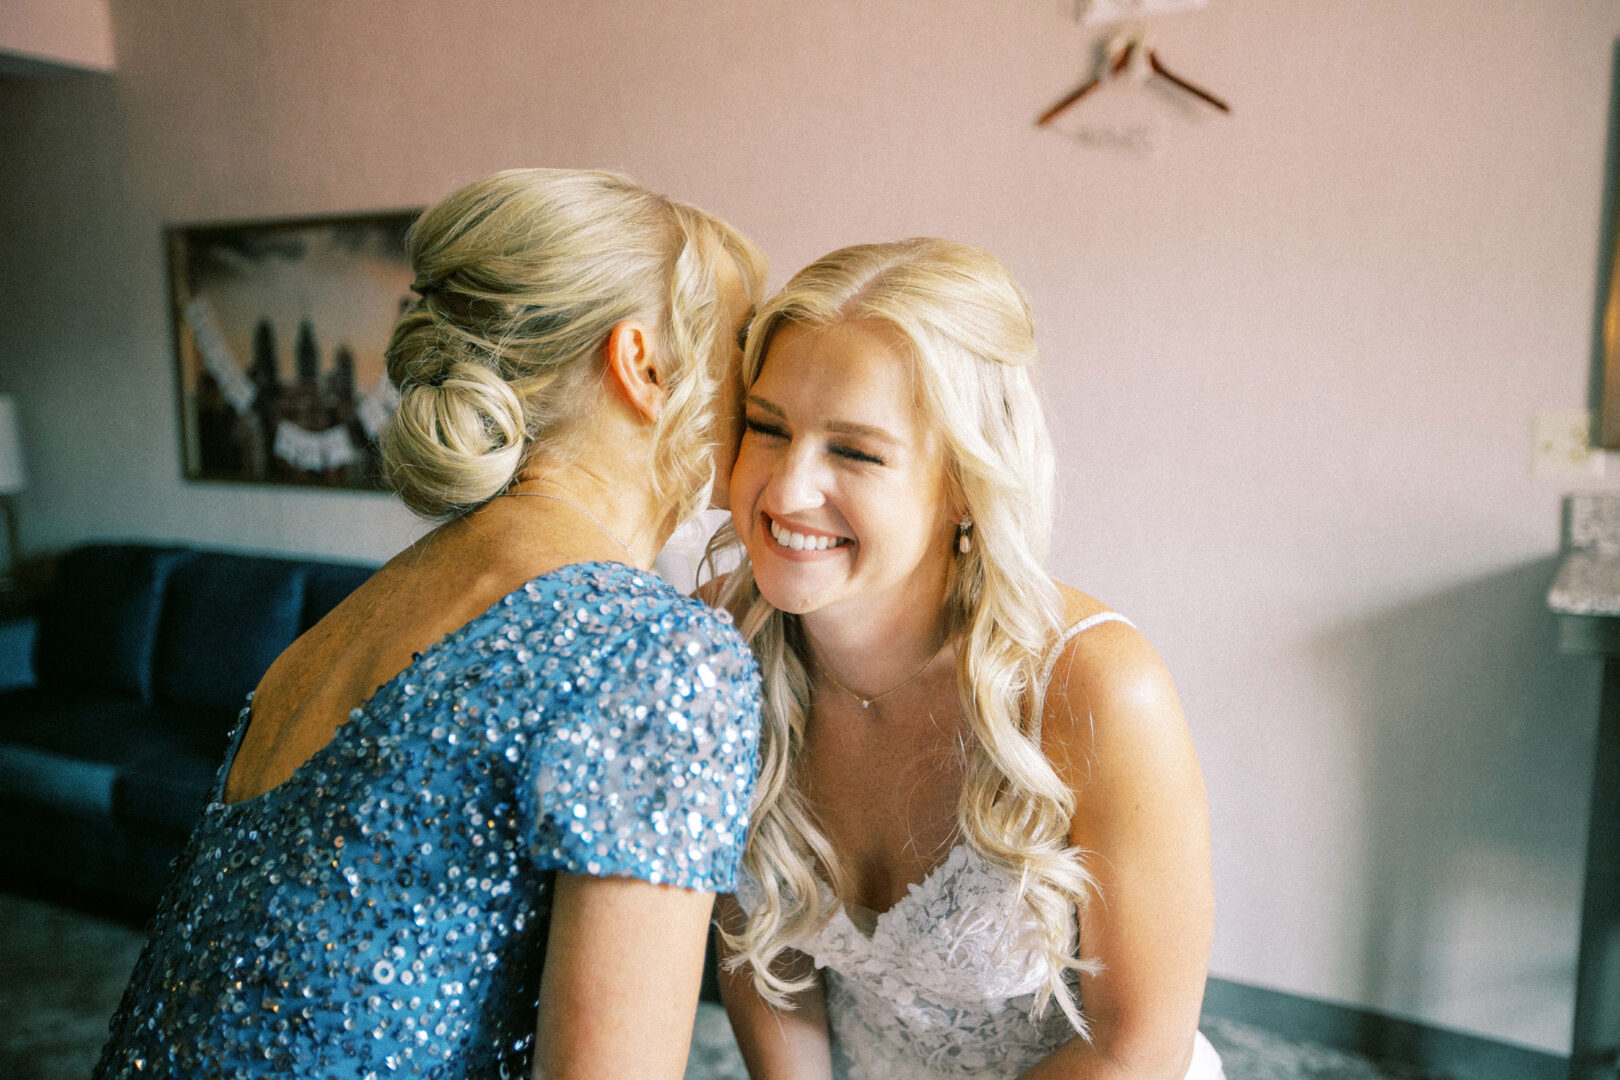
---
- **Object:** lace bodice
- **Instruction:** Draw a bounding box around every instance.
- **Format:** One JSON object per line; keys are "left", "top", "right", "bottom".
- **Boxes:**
{"left": 736, "top": 612, "right": 1225, "bottom": 1080}
{"left": 740, "top": 843, "right": 1082, "bottom": 1079}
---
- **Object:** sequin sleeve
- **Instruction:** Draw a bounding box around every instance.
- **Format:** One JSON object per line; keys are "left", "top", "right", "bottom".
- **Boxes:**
{"left": 524, "top": 592, "right": 762, "bottom": 892}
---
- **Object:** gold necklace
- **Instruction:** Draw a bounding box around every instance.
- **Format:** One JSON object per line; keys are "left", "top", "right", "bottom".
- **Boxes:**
{"left": 504, "top": 492, "right": 637, "bottom": 565}
{"left": 816, "top": 644, "right": 945, "bottom": 710}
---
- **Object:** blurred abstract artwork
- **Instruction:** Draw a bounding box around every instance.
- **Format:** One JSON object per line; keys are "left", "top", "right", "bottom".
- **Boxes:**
{"left": 167, "top": 211, "right": 418, "bottom": 489}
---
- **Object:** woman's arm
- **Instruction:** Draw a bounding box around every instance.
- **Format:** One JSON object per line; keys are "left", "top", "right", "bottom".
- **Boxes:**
{"left": 1020, "top": 619, "right": 1215, "bottom": 1080}
{"left": 534, "top": 873, "right": 716, "bottom": 1079}
{"left": 531, "top": 577, "right": 765, "bottom": 1077}
{"left": 715, "top": 893, "right": 836, "bottom": 1080}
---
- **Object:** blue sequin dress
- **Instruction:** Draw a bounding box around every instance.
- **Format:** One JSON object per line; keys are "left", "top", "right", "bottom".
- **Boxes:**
{"left": 95, "top": 562, "right": 762, "bottom": 1079}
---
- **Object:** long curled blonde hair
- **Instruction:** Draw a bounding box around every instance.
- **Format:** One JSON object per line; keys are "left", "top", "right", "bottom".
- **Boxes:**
{"left": 717, "top": 238, "right": 1100, "bottom": 1036}
{"left": 381, "top": 168, "right": 766, "bottom": 523}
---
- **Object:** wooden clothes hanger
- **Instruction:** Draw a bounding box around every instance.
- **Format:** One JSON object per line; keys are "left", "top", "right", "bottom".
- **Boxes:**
{"left": 1036, "top": 34, "right": 1230, "bottom": 126}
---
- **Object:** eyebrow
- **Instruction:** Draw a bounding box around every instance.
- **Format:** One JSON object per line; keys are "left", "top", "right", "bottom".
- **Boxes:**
{"left": 744, "top": 395, "right": 902, "bottom": 446}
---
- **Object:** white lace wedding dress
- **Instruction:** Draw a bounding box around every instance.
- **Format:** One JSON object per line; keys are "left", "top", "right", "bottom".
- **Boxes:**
{"left": 737, "top": 613, "right": 1226, "bottom": 1080}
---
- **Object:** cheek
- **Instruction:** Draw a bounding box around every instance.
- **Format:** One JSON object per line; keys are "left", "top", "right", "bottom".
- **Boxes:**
{"left": 727, "top": 444, "right": 765, "bottom": 523}
{"left": 862, "top": 484, "right": 950, "bottom": 565}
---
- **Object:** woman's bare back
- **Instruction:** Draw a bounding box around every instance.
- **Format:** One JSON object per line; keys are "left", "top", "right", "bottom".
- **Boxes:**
{"left": 222, "top": 507, "right": 581, "bottom": 804}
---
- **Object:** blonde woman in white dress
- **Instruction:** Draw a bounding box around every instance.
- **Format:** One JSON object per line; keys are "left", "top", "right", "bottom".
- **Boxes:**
{"left": 713, "top": 239, "right": 1225, "bottom": 1080}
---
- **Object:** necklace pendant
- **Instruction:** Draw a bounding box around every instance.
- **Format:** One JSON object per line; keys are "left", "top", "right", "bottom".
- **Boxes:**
{"left": 860, "top": 700, "right": 870, "bottom": 709}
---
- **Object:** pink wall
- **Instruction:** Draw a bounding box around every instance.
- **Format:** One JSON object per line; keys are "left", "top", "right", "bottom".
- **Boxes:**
{"left": 0, "top": 0, "right": 114, "bottom": 71}
{"left": 1, "top": 0, "right": 1614, "bottom": 1053}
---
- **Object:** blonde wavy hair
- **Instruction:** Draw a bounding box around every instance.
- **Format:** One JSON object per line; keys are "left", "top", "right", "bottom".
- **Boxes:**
{"left": 716, "top": 238, "right": 1100, "bottom": 1037}
{"left": 381, "top": 168, "right": 766, "bottom": 522}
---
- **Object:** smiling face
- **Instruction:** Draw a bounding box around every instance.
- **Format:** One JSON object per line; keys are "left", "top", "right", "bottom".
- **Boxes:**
{"left": 729, "top": 318, "right": 958, "bottom": 622}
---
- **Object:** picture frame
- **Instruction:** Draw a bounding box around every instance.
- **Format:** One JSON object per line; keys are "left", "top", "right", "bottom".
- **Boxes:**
{"left": 167, "top": 210, "right": 420, "bottom": 489}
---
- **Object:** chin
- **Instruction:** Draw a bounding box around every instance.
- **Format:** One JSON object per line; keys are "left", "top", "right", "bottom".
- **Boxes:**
{"left": 748, "top": 556, "right": 825, "bottom": 616}
{"left": 760, "top": 587, "right": 820, "bottom": 616}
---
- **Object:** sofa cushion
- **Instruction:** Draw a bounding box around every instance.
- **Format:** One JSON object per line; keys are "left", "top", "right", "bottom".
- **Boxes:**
{"left": 114, "top": 750, "right": 224, "bottom": 837}
{"left": 132, "top": 699, "right": 244, "bottom": 763}
{"left": 0, "top": 800, "right": 139, "bottom": 909}
{"left": 0, "top": 747, "right": 120, "bottom": 818}
{"left": 0, "top": 689, "right": 211, "bottom": 818}
{"left": 153, "top": 553, "right": 307, "bottom": 714}
{"left": 33, "top": 545, "right": 192, "bottom": 701}
{"left": 0, "top": 687, "right": 158, "bottom": 763}
{"left": 0, "top": 688, "right": 235, "bottom": 828}
{"left": 0, "top": 616, "right": 36, "bottom": 692}
{"left": 301, "top": 560, "right": 375, "bottom": 629}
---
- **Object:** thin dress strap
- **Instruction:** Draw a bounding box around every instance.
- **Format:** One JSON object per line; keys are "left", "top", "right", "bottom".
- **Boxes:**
{"left": 1037, "top": 611, "right": 1136, "bottom": 692}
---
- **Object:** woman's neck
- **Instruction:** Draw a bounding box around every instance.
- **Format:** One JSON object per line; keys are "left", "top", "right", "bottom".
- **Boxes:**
{"left": 506, "top": 460, "right": 671, "bottom": 569}
{"left": 801, "top": 580, "right": 953, "bottom": 701}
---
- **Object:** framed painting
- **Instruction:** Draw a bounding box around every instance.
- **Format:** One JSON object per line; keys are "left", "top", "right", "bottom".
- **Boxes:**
{"left": 167, "top": 210, "right": 419, "bottom": 488}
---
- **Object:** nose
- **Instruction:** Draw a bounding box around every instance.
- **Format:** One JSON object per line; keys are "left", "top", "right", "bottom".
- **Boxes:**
{"left": 763, "top": 443, "right": 828, "bottom": 517}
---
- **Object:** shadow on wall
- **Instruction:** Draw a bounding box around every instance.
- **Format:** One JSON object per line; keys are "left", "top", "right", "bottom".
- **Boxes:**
{"left": 1313, "top": 557, "right": 1600, "bottom": 1048}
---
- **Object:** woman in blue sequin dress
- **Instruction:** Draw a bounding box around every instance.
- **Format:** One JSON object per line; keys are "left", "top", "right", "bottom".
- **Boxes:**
{"left": 95, "top": 169, "right": 767, "bottom": 1079}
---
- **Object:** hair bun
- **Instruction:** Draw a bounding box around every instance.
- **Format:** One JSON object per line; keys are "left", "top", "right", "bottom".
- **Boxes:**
{"left": 380, "top": 357, "right": 526, "bottom": 519}
{"left": 376, "top": 167, "right": 765, "bottom": 523}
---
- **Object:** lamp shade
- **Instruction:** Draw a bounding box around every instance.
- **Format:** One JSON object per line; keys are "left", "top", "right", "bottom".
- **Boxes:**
{"left": 0, "top": 395, "right": 27, "bottom": 495}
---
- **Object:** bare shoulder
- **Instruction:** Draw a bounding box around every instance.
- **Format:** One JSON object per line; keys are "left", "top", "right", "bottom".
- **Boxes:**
{"left": 1041, "top": 581, "right": 1190, "bottom": 787}
{"left": 1048, "top": 581, "right": 1169, "bottom": 716}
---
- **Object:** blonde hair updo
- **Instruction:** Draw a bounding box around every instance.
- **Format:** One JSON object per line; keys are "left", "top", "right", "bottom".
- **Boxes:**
{"left": 719, "top": 238, "right": 1100, "bottom": 1038}
{"left": 381, "top": 168, "right": 765, "bottom": 521}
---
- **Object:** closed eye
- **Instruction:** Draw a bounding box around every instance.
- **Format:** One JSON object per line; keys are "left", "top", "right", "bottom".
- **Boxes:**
{"left": 832, "top": 444, "right": 885, "bottom": 466}
{"left": 743, "top": 414, "right": 885, "bottom": 465}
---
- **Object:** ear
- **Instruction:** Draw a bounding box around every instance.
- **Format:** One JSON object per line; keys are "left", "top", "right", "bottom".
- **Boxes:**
{"left": 602, "top": 320, "right": 667, "bottom": 423}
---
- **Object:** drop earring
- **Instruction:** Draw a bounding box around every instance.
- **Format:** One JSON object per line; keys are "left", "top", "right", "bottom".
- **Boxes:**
{"left": 957, "top": 516, "right": 974, "bottom": 554}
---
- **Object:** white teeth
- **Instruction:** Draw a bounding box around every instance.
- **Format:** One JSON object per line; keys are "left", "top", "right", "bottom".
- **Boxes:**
{"left": 769, "top": 519, "right": 844, "bottom": 552}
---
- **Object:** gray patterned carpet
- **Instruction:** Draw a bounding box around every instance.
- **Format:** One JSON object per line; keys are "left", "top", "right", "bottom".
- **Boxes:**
{"left": 683, "top": 1008, "right": 1452, "bottom": 1080}
{"left": 0, "top": 891, "right": 1447, "bottom": 1080}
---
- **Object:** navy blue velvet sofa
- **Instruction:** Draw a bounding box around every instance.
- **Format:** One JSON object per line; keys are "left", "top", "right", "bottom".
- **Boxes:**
{"left": 0, "top": 542, "right": 375, "bottom": 913}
